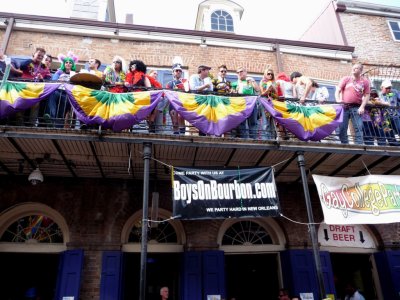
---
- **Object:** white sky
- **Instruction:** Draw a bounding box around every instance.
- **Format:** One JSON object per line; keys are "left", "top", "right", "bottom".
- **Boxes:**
{"left": 2, "top": 0, "right": 400, "bottom": 40}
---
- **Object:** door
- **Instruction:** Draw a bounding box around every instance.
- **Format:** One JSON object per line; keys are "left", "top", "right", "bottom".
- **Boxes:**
{"left": 100, "top": 251, "right": 123, "bottom": 300}
{"left": 55, "top": 249, "right": 84, "bottom": 300}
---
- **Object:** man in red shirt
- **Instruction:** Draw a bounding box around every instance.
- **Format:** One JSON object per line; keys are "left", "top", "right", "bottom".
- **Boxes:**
{"left": 335, "top": 63, "right": 370, "bottom": 144}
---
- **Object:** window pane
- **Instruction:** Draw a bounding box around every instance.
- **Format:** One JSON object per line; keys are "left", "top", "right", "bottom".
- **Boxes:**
{"left": 394, "top": 30, "right": 400, "bottom": 40}
{"left": 1, "top": 215, "right": 64, "bottom": 243}
{"left": 211, "top": 23, "right": 218, "bottom": 30}
{"left": 227, "top": 19, "right": 233, "bottom": 26}
{"left": 220, "top": 24, "right": 227, "bottom": 31}
{"left": 389, "top": 21, "right": 400, "bottom": 31}
{"left": 227, "top": 25, "right": 234, "bottom": 32}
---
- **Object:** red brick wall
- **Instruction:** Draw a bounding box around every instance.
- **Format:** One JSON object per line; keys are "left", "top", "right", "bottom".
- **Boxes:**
{"left": 5, "top": 30, "right": 349, "bottom": 81}
{"left": 2, "top": 178, "right": 395, "bottom": 298}
{"left": 339, "top": 13, "right": 400, "bottom": 66}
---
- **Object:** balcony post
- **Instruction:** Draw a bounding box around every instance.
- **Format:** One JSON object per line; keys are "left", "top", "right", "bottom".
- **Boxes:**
{"left": 139, "top": 142, "right": 152, "bottom": 300}
{"left": 296, "top": 151, "right": 326, "bottom": 299}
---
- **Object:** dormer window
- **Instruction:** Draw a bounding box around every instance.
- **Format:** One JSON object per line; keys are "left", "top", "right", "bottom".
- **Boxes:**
{"left": 388, "top": 20, "right": 400, "bottom": 41}
{"left": 211, "top": 10, "right": 234, "bottom": 32}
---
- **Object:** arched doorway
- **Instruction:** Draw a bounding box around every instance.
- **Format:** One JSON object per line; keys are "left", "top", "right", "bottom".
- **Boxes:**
{"left": 121, "top": 208, "right": 185, "bottom": 300}
{"left": 0, "top": 202, "right": 69, "bottom": 300}
{"left": 217, "top": 218, "right": 286, "bottom": 300}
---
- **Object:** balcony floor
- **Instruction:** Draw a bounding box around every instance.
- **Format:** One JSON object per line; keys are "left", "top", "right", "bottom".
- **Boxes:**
{"left": 1, "top": 125, "right": 399, "bottom": 183}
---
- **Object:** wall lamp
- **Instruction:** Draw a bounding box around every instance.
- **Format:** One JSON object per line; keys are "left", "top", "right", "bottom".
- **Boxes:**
{"left": 200, "top": 38, "right": 207, "bottom": 48}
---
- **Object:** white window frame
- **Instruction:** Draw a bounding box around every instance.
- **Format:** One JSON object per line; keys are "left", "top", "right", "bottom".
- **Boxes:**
{"left": 387, "top": 19, "right": 400, "bottom": 42}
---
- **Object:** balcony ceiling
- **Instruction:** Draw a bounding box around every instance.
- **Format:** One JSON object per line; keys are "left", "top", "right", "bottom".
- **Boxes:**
{"left": 0, "top": 127, "right": 400, "bottom": 183}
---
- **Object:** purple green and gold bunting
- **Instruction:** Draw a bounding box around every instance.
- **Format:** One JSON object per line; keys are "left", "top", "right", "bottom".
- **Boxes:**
{"left": 164, "top": 90, "right": 256, "bottom": 136}
{"left": 64, "top": 84, "right": 163, "bottom": 131}
{"left": 259, "top": 98, "right": 343, "bottom": 141}
{"left": 0, "top": 81, "right": 60, "bottom": 118}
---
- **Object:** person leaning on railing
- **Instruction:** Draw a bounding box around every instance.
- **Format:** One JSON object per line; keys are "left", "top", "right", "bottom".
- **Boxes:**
{"left": 335, "top": 62, "right": 370, "bottom": 145}
{"left": 44, "top": 52, "right": 78, "bottom": 128}
{"left": 231, "top": 67, "right": 260, "bottom": 139}
{"left": 104, "top": 55, "right": 127, "bottom": 93}
{"left": 378, "top": 79, "right": 400, "bottom": 146}
{"left": 259, "top": 68, "right": 281, "bottom": 140}
{"left": 362, "top": 88, "right": 387, "bottom": 146}
{"left": 15, "top": 47, "right": 51, "bottom": 127}
{"left": 166, "top": 63, "right": 188, "bottom": 135}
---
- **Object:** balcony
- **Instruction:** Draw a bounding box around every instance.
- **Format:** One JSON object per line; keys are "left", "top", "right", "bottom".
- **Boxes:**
{"left": 1, "top": 82, "right": 399, "bottom": 183}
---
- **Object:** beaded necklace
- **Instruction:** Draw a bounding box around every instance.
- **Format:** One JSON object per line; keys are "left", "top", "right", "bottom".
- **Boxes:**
{"left": 351, "top": 77, "right": 364, "bottom": 95}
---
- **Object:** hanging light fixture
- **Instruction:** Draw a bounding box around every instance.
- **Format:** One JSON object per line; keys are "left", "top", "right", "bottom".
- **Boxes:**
{"left": 28, "top": 167, "right": 44, "bottom": 185}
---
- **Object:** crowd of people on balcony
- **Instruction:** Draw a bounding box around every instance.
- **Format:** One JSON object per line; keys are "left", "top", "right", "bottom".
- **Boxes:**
{"left": 0, "top": 47, "right": 399, "bottom": 145}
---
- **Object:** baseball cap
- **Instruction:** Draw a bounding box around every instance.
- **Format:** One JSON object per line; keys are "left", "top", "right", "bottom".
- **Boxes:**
{"left": 172, "top": 63, "right": 182, "bottom": 71}
{"left": 198, "top": 65, "right": 211, "bottom": 70}
{"left": 381, "top": 79, "right": 392, "bottom": 88}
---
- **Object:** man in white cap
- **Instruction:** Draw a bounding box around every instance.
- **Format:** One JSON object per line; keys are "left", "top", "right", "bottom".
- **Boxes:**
{"left": 166, "top": 63, "right": 188, "bottom": 134}
{"left": 379, "top": 79, "right": 400, "bottom": 145}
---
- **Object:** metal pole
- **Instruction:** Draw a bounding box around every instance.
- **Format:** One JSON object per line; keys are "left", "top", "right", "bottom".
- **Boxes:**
{"left": 139, "top": 142, "right": 152, "bottom": 300}
{"left": 1, "top": 17, "right": 15, "bottom": 54}
{"left": 296, "top": 151, "right": 326, "bottom": 300}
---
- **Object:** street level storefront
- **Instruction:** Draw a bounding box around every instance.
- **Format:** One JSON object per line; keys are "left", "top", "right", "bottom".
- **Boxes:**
{"left": 1, "top": 177, "right": 400, "bottom": 300}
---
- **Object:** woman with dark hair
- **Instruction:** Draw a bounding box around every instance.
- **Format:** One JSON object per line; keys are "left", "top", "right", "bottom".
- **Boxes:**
{"left": 125, "top": 59, "right": 151, "bottom": 90}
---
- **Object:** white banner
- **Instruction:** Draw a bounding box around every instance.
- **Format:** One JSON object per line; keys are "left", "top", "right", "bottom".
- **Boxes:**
{"left": 312, "top": 174, "right": 400, "bottom": 224}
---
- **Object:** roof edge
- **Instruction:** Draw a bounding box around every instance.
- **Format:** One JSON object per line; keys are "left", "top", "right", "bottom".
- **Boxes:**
{"left": 0, "top": 11, "right": 354, "bottom": 52}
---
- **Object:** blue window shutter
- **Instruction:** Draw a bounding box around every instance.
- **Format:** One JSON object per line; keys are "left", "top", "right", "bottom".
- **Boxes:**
{"left": 281, "top": 250, "right": 318, "bottom": 299}
{"left": 100, "top": 251, "right": 123, "bottom": 300}
{"left": 375, "top": 251, "right": 400, "bottom": 299}
{"left": 182, "top": 251, "right": 202, "bottom": 300}
{"left": 319, "top": 251, "right": 336, "bottom": 298}
{"left": 202, "top": 251, "right": 226, "bottom": 300}
{"left": 55, "top": 249, "right": 84, "bottom": 300}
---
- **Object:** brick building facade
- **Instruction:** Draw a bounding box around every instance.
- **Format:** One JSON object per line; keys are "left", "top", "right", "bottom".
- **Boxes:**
{"left": 1, "top": 3, "right": 400, "bottom": 300}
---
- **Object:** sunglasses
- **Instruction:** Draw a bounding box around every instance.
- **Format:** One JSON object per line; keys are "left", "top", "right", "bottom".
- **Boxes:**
{"left": 267, "top": 73, "right": 274, "bottom": 75}
{"left": 220, "top": 70, "right": 227, "bottom": 73}
{"left": 175, "top": 69, "right": 182, "bottom": 72}
{"left": 114, "top": 61, "right": 122, "bottom": 64}
{"left": 237, "top": 70, "right": 244, "bottom": 73}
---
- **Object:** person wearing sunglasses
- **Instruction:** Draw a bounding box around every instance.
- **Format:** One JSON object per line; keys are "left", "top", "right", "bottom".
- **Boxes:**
{"left": 260, "top": 68, "right": 281, "bottom": 99}
{"left": 103, "top": 55, "right": 127, "bottom": 93}
{"left": 212, "top": 64, "right": 231, "bottom": 94}
{"left": 259, "top": 68, "right": 281, "bottom": 140}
